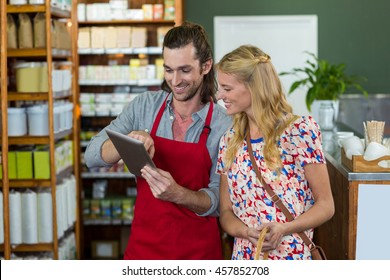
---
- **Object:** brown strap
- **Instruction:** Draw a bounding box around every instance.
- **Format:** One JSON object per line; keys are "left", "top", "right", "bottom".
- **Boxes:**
{"left": 245, "top": 133, "right": 316, "bottom": 250}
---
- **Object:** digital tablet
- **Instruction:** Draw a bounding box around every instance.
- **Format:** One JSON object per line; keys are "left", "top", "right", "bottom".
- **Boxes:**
{"left": 105, "top": 128, "right": 156, "bottom": 177}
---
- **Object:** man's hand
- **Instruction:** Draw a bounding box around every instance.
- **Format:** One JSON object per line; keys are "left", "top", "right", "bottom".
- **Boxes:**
{"left": 128, "top": 130, "right": 155, "bottom": 158}
{"left": 140, "top": 165, "right": 183, "bottom": 203}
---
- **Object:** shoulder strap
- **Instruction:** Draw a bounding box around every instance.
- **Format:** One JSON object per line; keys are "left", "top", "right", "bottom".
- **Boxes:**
{"left": 198, "top": 100, "right": 214, "bottom": 145}
{"left": 245, "top": 133, "right": 316, "bottom": 249}
{"left": 150, "top": 93, "right": 170, "bottom": 137}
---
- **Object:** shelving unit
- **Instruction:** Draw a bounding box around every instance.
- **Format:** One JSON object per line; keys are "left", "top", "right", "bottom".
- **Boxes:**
{"left": 0, "top": 1, "right": 80, "bottom": 260}
{"left": 78, "top": 0, "right": 183, "bottom": 259}
{"left": 0, "top": 0, "right": 9, "bottom": 259}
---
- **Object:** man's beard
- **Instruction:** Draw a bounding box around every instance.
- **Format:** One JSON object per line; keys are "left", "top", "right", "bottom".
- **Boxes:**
{"left": 172, "top": 82, "right": 202, "bottom": 102}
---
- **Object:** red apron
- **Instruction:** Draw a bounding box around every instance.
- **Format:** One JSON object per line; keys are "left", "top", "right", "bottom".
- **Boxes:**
{"left": 124, "top": 96, "right": 222, "bottom": 260}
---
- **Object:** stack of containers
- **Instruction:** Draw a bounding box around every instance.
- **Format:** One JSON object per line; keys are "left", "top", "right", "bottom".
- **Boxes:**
{"left": 79, "top": 93, "right": 95, "bottom": 116}
{"left": 26, "top": 101, "right": 73, "bottom": 135}
{"left": 15, "top": 61, "right": 72, "bottom": 94}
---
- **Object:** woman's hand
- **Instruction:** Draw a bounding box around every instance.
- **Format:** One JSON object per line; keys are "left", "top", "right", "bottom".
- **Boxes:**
{"left": 250, "top": 222, "right": 285, "bottom": 252}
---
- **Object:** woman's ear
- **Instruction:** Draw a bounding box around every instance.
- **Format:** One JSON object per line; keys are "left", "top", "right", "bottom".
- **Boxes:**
{"left": 202, "top": 59, "right": 213, "bottom": 74}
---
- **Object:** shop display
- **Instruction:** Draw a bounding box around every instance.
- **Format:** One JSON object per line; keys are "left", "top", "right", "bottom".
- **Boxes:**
{"left": 0, "top": 1, "right": 80, "bottom": 260}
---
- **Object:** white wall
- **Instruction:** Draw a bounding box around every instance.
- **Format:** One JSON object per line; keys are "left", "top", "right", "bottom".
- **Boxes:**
{"left": 214, "top": 15, "right": 318, "bottom": 117}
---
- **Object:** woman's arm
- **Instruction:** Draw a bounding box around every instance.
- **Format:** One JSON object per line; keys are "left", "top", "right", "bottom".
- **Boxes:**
{"left": 261, "top": 163, "right": 335, "bottom": 251}
{"left": 219, "top": 174, "right": 262, "bottom": 245}
{"left": 283, "top": 163, "right": 335, "bottom": 234}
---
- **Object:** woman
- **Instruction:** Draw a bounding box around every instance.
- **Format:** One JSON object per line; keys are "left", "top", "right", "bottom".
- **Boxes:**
{"left": 215, "top": 45, "right": 335, "bottom": 260}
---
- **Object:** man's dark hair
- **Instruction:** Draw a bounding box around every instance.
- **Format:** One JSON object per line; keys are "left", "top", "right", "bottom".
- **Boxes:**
{"left": 161, "top": 21, "right": 216, "bottom": 103}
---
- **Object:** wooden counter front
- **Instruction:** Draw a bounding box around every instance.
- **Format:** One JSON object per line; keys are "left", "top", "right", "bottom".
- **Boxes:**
{"left": 314, "top": 147, "right": 390, "bottom": 259}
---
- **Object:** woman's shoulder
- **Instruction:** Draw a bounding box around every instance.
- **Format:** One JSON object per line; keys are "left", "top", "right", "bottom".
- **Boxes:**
{"left": 220, "top": 126, "right": 235, "bottom": 141}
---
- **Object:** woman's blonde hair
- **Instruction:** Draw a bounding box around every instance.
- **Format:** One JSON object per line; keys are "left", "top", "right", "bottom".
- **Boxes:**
{"left": 216, "top": 45, "right": 295, "bottom": 170}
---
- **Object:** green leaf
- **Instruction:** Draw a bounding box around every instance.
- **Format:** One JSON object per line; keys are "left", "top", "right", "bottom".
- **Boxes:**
{"left": 278, "top": 51, "right": 368, "bottom": 110}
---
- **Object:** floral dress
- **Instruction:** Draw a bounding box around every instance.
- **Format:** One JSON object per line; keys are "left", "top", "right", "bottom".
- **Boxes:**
{"left": 216, "top": 116, "right": 326, "bottom": 260}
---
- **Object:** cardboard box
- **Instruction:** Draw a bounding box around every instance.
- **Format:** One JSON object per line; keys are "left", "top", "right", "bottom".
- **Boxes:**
{"left": 116, "top": 27, "right": 132, "bottom": 48}
{"left": 157, "top": 26, "right": 172, "bottom": 48}
{"left": 16, "top": 150, "right": 33, "bottom": 179}
{"left": 8, "top": 151, "right": 17, "bottom": 179}
{"left": 78, "top": 27, "right": 91, "bottom": 49}
{"left": 33, "top": 146, "right": 50, "bottom": 179}
{"left": 131, "top": 27, "right": 147, "bottom": 48}
{"left": 103, "top": 27, "right": 117, "bottom": 49}
{"left": 142, "top": 4, "right": 153, "bottom": 20}
{"left": 92, "top": 240, "right": 119, "bottom": 259}
{"left": 164, "top": 0, "right": 176, "bottom": 20}
{"left": 90, "top": 27, "right": 105, "bottom": 49}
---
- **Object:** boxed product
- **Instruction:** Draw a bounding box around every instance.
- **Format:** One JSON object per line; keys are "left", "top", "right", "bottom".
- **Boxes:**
{"left": 33, "top": 146, "right": 50, "bottom": 179}
{"left": 92, "top": 240, "right": 119, "bottom": 259}
{"left": 16, "top": 150, "right": 33, "bottom": 179}
{"left": 8, "top": 151, "right": 17, "bottom": 179}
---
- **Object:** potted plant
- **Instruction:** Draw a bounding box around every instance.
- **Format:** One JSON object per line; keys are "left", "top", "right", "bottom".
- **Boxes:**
{"left": 280, "top": 52, "right": 368, "bottom": 112}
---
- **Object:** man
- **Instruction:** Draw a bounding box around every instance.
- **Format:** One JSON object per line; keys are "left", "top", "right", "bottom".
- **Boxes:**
{"left": 84, "top": 22, "right": 232, "bottom": 260}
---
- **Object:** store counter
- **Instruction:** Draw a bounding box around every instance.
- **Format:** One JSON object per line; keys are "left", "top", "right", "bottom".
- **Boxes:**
{"left": 315, "top": 123, "right": 390, "bottom": 260}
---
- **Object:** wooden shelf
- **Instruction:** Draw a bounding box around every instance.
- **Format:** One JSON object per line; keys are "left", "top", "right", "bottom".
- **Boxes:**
{"left": 0, "top": 166, "right": 74, "bottom": 188}
{"left": 7, "top": 4, "right": 70, "bottom": 18}
{"left": 5, "top": 129, "right": 73, "bottom": 145}
{"left": 6, "top": 4, "right": 45, "bottom": 14}
{"left": 7, "top": 92, "right": 48, "bottom": 101}
{"left": 7, "top": 48, "right": 46, "bottom": 57}
{"left": 7, "top": 180, "right": 52, "bottom": 188}
{"left": 5, "top": 243, "right": 54, "bottom": 252}
{"left": 7, "top": 48, "right": 71, "bottom": 58}
{"left": 7, "top": 135, "right": 52, "bottom": 145}
{"left": 7, "top": 90, "right": 72, "bottom": 101}
{"left": 78, "top": 19, "right": 176, "bottom": 25}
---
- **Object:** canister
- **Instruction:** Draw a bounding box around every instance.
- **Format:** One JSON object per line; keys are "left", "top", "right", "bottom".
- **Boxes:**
{"left": 63, "top": 102, "right": 74, "bottom": 130}
{"left": 15, "top": 62, "right": 48, "bottom": 92}
{"left": 7, "top": 107, "right": 27, "bottom": 136}
{"left": 27, "top": 104, "right": 49, "bottom": 136}
{"left": 53, "top": 103, "right": 62, "bottom": 133}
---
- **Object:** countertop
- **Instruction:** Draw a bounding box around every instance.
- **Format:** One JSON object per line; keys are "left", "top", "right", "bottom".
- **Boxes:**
{"left": 323, "top": 122, "right": 390, "bottom": 181}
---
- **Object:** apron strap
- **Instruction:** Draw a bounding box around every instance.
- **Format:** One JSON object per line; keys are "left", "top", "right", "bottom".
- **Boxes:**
{"left": 150, "top": 93, "right": 170, "bottom": 137}
{"left": 198, "top": 101, "right": 214, "bottom": 145}
{"left": 150, "top": 93, "right": 214, "bottom": 145}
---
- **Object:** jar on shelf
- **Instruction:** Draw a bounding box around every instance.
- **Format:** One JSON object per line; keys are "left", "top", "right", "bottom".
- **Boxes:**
{"left": 318, "top": 101, "right": 335, "bottom": 130}
{"left": 8, "top": 107, "right": 27, "bottom": 136}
